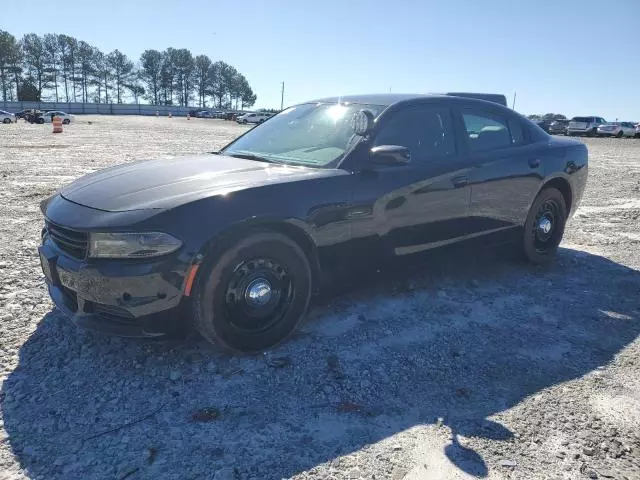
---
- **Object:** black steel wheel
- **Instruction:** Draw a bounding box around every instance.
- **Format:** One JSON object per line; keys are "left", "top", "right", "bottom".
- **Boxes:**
{"left": 194, "top": 232, "right": 312, "bottom": 353}
{"left": 522, "top": 187, "right": 567, "bottom": 265}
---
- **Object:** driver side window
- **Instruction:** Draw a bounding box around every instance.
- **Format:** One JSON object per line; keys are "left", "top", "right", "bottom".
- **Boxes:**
{"left": 374, "top": 107, "right": 455, "bottom": 162}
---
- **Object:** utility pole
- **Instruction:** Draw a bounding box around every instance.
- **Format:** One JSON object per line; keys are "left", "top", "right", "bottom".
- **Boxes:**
{"left": 512, "top": 91, "right": 517, "bottom": 110}
{"left": 280, "top": 82, "right": 284, "bottom": 111}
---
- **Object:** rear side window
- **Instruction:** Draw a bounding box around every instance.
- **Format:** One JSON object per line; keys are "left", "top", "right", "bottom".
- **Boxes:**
{"left": 462, "top": 112, "right": 520, "bottom": 152}
{"left": 375, "top": 107, "right": 455, "bottom": 161}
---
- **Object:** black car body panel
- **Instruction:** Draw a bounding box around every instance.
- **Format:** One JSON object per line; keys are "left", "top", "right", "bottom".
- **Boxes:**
{"left": 40, "top": 94, "right": 588, "bottom": 337}
{"left": 59, "top": 155, "right": 348, "bottom": 212}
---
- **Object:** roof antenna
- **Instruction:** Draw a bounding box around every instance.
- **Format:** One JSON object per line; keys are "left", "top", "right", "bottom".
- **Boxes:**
{"left": 512, "top": 91, "right": 517, "bottom": 110}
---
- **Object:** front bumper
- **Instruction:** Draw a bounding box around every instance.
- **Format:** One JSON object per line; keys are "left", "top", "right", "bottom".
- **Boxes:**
{"left": 39, "top": 238, "right": 190, "bottom": 337}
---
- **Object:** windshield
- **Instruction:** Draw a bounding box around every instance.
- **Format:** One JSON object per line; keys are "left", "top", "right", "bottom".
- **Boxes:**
{"left": 221, "top": 102, "right": 384, "bottom": 167}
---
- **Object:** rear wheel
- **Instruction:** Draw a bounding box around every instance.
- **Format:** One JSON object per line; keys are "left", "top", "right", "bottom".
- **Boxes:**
{"left": 522, "top": 187, "right": 567, "bottom": 265}
{"left": 63, "top": 118, "right": 70, "bottom": 125}
{"left": 616, "top": 130, "right": 624, "bottom": 138}
{"left": 193, "top": 232, "right": 312, "bottom": 353}
{"left": 36, "top": 117, "right": 45, "bottom": 125}
{"left": 2, "top": 118, "right": 10, "bottom": 124}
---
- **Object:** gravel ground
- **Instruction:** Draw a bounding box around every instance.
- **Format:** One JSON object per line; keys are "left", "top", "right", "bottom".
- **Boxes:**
{"left": 0, "top": 116, "right": 639, "bottom": 480}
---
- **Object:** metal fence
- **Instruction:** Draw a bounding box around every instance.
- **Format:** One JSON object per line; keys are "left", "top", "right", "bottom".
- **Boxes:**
{"left": 0, "top": 101, "right": 195, "bottom": 116}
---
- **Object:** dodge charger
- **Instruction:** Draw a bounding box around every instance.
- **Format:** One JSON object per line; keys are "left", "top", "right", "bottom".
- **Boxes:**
{"left": 39, "top": 94, "right": 588, "bottom": 352}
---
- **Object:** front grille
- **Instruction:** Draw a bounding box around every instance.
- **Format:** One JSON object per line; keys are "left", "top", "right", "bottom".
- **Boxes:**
{"left": 45, "top": 220, "right": 88, "bottom": 259}
{"left": 91, "top": 303, "right": 136, "bottom": 324}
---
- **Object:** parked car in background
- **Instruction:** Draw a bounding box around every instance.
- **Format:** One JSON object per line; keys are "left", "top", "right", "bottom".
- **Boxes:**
{"left": 43, "top": 111, "right": 75, "bottom": 124}
{"left": 236, "top": 112, "right": 271, "bottom": 124}
{"left": 635, "top": 123, "right": 640, "bottom": 138}
{"left": 0, "top": 110, "right": 16, "bottom": 124}
{"left": 596, "top": 122, "right": 636, "bottom": 138}
{"left": 549, "top": 119, "right": 569, "bottom": 135}
{"left": 15, "top": 109, "right": 33, "bottom": 120}
{"left": 195, "top": 111, "right": 213, "bottom": 118}
{"left": 567, "top": 116, "right": 606, "bottom": 136}
{"left": 534, "top": 119, "right": 552, "bottom": 133}
{"left": 222, "top": 111, "right": 242, "bottom": 120}
{"left": 38, "top": 93, "right": 588, "bottom": 352}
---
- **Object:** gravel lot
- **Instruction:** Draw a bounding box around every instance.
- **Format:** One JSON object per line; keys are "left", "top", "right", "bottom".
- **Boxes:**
{"left": 0, "top": 116, "right": 639, "bottom": 480}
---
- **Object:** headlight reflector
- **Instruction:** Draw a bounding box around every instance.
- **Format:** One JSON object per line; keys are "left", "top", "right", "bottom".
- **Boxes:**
{"left": 89, "top": 232, "right": 182, "bottom": 258}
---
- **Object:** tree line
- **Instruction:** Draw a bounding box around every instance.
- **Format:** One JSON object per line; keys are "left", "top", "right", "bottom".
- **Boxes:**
{"left": 0, "top": 30, "right": 256, "bottom": 109}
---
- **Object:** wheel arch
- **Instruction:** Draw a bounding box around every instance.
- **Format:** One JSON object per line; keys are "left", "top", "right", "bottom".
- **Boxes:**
{"left": 540, "top": 176, "right": 573, "bottom": 213}
{"left": 193, "top": 218, "right": 322, "bottom": 294}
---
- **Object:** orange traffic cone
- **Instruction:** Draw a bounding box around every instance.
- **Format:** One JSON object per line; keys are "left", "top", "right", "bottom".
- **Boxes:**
{"left": 52, "top": 116, "right": 63, "bottom": 134}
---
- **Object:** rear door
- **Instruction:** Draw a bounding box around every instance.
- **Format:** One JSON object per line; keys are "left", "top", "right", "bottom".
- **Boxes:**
{"left": 457, "top": 106, "right": 544, "bottom": 235}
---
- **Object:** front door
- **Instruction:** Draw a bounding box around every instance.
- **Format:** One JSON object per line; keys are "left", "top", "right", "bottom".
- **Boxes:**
{"left": 349, "top": 105, "right": 472, "bottom": 257}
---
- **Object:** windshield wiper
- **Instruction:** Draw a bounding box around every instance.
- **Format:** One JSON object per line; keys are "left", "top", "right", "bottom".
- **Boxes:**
{"left": 225, "top": 152, "right": 277, "bottom": 164}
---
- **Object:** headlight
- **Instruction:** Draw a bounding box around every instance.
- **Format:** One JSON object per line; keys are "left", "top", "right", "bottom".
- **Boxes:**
{"left": 89, "top": 232, "right": 182, "bottom": 258}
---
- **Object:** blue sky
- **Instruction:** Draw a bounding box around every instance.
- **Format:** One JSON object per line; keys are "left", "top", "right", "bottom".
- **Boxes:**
{"left": 3, "top": 0, "right": 638, "bottom": 119}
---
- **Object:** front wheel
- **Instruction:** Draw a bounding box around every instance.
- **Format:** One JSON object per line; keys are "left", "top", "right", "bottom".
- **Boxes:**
{"left": 36, "top": 118, "right": 45, "bottom": 124}
{"left": 193, "top": 232, "right": 312, "bottom": 353}
{"left": 522, "top": 187, "right": 567, "bottom": 265}
{"left": 2, "top": 118, "right": 11, "bottom": 124}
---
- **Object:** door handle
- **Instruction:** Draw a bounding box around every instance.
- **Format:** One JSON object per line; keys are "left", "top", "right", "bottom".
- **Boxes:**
{"left": 452, "top": 176, "right": 469, "bottom": 188}
{"left": 528, "top": 158, "right": 541, "bottom": 168}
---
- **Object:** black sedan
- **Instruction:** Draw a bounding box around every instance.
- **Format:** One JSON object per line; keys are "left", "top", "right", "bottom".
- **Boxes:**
{"left": 39, "top": 94, "right": 588, "bottom": 352}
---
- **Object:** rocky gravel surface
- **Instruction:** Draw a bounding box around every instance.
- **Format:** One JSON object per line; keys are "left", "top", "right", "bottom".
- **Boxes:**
{"left": 0, "top": 116, "right": 639, "bottom": 480}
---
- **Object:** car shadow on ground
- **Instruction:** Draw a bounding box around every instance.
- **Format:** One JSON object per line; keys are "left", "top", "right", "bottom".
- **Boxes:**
{"left": 2, "top": 246, "right": 639, "bottom": 479}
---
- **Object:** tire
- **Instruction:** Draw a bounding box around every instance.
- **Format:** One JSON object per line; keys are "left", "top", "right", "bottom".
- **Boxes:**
{"left": 63, "top": 119, "right": 70, "bottom": 125}
{"left": 242, "top": 119, "right": 247, "bottom": 124}
{"left": 36, "top": 118, "right": 45, "bottom": 125}
{"left": 193, "top": 232, "right": 312, "bottom": 353}
{"left": 589, "top": 128, "right": 597, "bottom": 137}
{"left": 522, "top": 187, "right": 567, "bottom": 265}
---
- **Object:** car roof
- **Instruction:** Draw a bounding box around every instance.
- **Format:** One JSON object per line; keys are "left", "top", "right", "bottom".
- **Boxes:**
{"left": 307, "top": 93, "right": 435, "bottom": 106}
{"left": 306, "top": 92, "right": 509, "bottom": 108}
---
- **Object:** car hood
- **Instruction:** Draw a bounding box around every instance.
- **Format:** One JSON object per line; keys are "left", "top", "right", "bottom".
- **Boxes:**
{"left": 60, "top": 154, "right": 346, "bottom": 212}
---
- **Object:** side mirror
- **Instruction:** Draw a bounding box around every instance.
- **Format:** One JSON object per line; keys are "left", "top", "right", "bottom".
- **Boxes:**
{"left": 370, "top": 145, "right": 411, "bottom": 166}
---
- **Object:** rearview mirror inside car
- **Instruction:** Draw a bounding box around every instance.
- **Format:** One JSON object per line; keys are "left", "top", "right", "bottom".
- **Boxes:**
{"left": 370, "top": 145, "right": 411, "bottom": 166}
